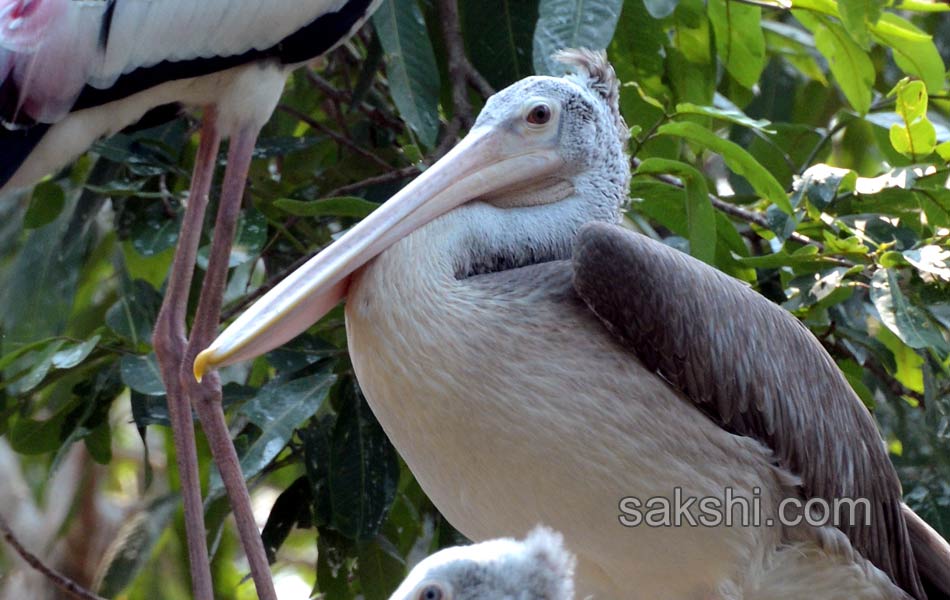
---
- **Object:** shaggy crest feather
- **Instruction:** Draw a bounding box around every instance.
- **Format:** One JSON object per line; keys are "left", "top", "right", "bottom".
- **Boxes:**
{"left": 554, "top": 48, "right": 628, "bottom": 145}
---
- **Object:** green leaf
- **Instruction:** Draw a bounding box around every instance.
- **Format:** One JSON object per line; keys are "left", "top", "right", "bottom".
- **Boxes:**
{"left": 794, "top": 164, "right": 857, "bottom": 210}
{"left": 635, "top": 158, "right": 716, "bottom": 264}
{"left": 210, "top": 372, "right": 336, "bottom": 495}
{"left": 373, "top": 0, "right": 441, "bottom": 148}
{"left": 533, "top": 0, "right": 624, "bottom": 75}
{"left": 890, "top": 119, "right": 937, "bottom": 159}
{"left": 0, "top": 337, "right": 62, "bottom": 372}
{"left": 9, "top": 408, "right": 70, "bottom": 455}
{"left": 301, "top": 416, "right": 335, "bottom": 528}
{"left": 937, "top": 141, "right": 950, "bottom": 161}
{"left": 95, "top": 495, "right": 178, "bottom": 597}
{"left": 0, "top": 193, "right": 94, "bottom": 348}
{"left": 120, "top": 354, "right": 166, "bottom": 396}
{"left": 460, "top": 0, "right": 539, "bottom": 88}
{"left": 24, "top": 181, "right": 66, "bottom": 230}
{"left": 870, "top": 269, "right": 950, "bottom": 352}
{"left": 228, "top": 207, "right": 268, "bottom": 267}
{"left": 871, "top": 14, "right": 946, "bottom": 93}
{"left": 316, "top": 529, "right": 356, "bottom": 598}
{"left": 674, "top": 100, "right": 775, "bottom": 132}
{"left": 274, "top": 197, "right": 381, "bottom": 219}
{"left": 330, "top": 380, "right": 400, "bottom": 540}
{"left": 889, "top": 79, "right": 938, "bottom": 159}
{"left": 357, "top": 538, "right": 406, "bottom": 600}
{"left": 797, "top": 13, "right": 874, "bottom": 114}
{"left": 707, "top": 0, "right": 765, "bottom": 88}
{"left": 762, "top": 21, "right": 828, "bottom": 84}
{"left": 51, "top": 335, "right": 100, "bottom": 370}
{"left": 893, "top": 78, "right": 929, "bottom": 121}
{"left": 106, "top": 280, "right": 162, "bottom": 347}
{"left": 838, "top": 0, "right": 884, "bottom": 48}
{"left": 657, "top": 121, "right": 791, "bottom": 213}
{"left": 10, "top": 339, "right": 65, "bottom": 394}
{"left": 261, "top": 477, "right": 313, "bottom": 563}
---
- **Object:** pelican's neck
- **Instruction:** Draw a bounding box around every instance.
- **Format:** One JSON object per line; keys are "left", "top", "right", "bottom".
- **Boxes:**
{"left": 440, "top": 173, "right": 624, "bottom": 280}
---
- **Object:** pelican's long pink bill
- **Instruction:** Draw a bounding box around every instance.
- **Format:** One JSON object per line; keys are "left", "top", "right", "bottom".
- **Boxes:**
{"left": 194, "top": 124, "right": 565, "bottom": 380}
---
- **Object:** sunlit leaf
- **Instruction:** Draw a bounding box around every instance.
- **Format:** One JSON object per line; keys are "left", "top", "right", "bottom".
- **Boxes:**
{"left": 657, "top": 121, "right": 791, "bottom": 212}
{"left": 871, "top": 14, "right": 946, "bottom": 92}
{"left": 797, "top": 13, "right": 874, "bottom": 114}
{"left": 674, "top": 100, "right": 775, "bottom": 132}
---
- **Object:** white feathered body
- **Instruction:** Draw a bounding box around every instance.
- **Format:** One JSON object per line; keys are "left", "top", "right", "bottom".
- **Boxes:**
{"left": 345, "top": 206, "right": 909, "bottom": 600}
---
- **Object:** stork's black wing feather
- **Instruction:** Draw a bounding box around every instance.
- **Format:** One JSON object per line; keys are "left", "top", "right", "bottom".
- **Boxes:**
{"left": 572, "top": 221, "right": 925, "bottom": 599}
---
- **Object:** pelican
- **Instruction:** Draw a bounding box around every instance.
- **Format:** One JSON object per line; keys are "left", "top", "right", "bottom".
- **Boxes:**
{"left": 195, "top": 50, "right": 950, "bottom": 599}
{"left": 1, "top": 1, "right": 380, "bottom": 597}
{"left": 389, "top": 527, "right": 575, "bottom": 600}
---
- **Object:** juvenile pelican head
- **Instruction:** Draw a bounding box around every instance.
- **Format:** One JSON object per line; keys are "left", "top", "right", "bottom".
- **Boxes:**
{"left": 389, "top": 527, "right": 575, "bottom": 600}
{"left": 195, "top": 49, "right": 629, "bottom": 377}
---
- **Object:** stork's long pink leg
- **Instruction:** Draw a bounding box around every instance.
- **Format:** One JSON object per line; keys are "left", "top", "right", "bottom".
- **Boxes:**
{"left": 152, "top": 108, "right": 220, "bottom": 600}
{"left": 179, "top": 125, "right": 278, "bottom": 600}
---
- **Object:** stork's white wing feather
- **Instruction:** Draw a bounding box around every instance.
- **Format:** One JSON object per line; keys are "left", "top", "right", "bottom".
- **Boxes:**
{"left": 1, "top": 0, "right": 351, "bottom": 121}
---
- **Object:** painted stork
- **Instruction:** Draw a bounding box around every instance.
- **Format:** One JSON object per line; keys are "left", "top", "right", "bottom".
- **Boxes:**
{"left": 389, "top": 527, "right": 575, "bottom": 600}
{"left": 196, "top": 50, "right": 950, "bottom": 599}
{"left": 0, "top": 1, "right": 380, "bottom": 598}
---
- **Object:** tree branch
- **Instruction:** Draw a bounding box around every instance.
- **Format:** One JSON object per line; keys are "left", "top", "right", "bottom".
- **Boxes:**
{"left": 438, "top": 0, "right": 475, "bottom": 130}
{"left": 305, "top": 72, "right": 405, "bottom": 132}
{"left": 278, "top": 104, "right": 393, "bottom": 170}
{"left": 325, "top": 164, "right": 421, "bottom": 198}
{"left": 0, "top": 514, "right": 106, "bottom": 600}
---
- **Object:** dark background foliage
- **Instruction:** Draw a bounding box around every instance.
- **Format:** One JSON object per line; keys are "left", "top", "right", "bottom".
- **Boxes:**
{"left": 0, "top": 0, "right": 948, "bottom": 597}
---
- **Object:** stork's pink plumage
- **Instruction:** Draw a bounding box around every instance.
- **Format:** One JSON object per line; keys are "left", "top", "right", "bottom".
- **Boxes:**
{"left": 1, "top": 1, "right": 380, "bottom": 598}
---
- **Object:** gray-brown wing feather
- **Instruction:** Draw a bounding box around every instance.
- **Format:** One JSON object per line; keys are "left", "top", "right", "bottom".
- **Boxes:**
{"left": 572, "top": 222, "right": 923, "bottom": 599}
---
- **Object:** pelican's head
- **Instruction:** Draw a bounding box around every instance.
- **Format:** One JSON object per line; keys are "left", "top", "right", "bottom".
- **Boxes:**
{"left": 388, "top": 527, "right": 576, "bottom": 600}
{"left": 194, "top": 49, "right": 629, "bottom": 377}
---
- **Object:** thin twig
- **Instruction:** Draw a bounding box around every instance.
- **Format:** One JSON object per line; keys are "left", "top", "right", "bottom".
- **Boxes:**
{"left": 326, "top": 165, "right": 421, "bottom": 197}
{"left": 278, "top": 104, "right": 392, "bottom": 170}
{"left": 306, "top": 72, "right": 404, "bottom": 132}
{"left": 466, "top": 68, "right": 495, "bottom": 100}
{"left": 0, "top": 514, "right": 107, "bottom": 600}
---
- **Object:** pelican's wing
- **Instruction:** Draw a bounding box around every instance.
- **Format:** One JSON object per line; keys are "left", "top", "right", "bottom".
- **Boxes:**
{"left": 572, "top": 221, "right": 924, "bottom": 599}
{"left": 1, "top": 0, "right": 376, "bottom": 123}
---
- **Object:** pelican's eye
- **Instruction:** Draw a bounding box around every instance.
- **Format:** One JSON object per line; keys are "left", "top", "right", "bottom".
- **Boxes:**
{"left": 417, "top": 583, "right": 445, "bottom": 600}
{"left": 526, "top": 103, "right": 552, "bottom": 125}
